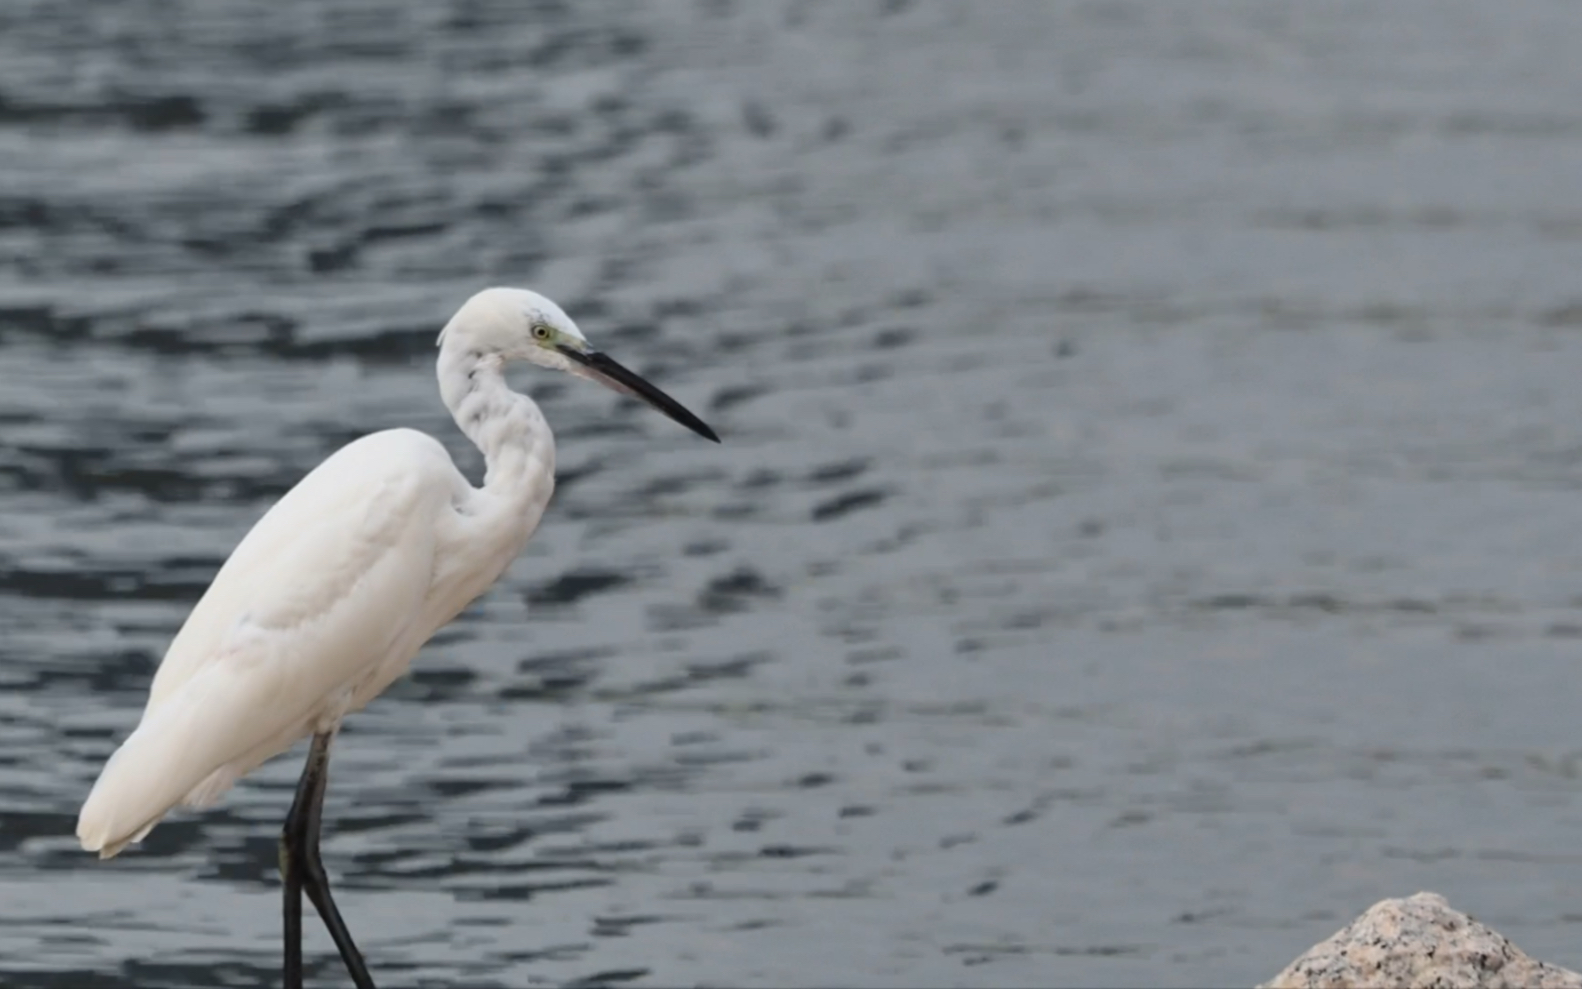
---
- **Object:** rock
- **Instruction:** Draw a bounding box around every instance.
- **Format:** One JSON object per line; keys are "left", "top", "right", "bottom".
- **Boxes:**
{"left": 1261, "top": 892, "right": 1582, "bottom": 989}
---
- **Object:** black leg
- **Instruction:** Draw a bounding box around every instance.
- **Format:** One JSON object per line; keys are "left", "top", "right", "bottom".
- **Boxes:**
{"left": 280, "top": 812, "right": 304, "bottom": 989}
{"left": 281, "top": 731, "right": 377, "bottom": 989}
{"left": 281, "top": 735, "right": 322, "bottom": 989}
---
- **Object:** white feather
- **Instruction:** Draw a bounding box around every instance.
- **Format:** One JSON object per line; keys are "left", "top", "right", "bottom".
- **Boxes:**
{"left": 77, "top": 290, "right": 568, "bottom": 857}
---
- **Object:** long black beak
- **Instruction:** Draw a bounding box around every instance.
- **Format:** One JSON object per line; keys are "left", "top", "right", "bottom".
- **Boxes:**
{"left": 559, "top": 346, "right": 720, "bottom": 443}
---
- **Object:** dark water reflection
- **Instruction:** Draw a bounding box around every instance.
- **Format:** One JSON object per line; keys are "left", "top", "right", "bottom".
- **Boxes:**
{"left": 5, "top": 1, "right": 1582, "bottom": 986}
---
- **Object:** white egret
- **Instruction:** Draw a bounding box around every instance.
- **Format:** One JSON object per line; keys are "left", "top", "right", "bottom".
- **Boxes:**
{"left": 76, "top": 287, "right": 718, "bottom": 989}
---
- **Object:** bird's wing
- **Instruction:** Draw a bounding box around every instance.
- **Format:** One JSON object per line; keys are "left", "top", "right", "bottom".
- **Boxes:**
{"left": 146, "top": 428, "right": 455, "bottom": 712}
{"left": 78, "top": 429, "right": 456, "bottom": 855}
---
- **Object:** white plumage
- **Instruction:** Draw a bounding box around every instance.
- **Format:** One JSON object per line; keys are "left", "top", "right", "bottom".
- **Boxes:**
{"left": 77, "top": 287, "right": 717, "bottom": 870}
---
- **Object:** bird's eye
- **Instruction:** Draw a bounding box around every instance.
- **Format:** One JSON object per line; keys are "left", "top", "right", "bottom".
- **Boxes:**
{"left": 532, "top": 323, "right": 552, "bottom": 342}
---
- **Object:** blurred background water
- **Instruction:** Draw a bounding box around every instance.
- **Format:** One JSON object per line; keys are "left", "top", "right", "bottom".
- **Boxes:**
{"left": 3, "top": 1, "right": 1582, "bottom": 986}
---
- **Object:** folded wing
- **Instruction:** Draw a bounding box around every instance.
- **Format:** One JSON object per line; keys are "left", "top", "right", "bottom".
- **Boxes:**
{"left": 78, "top": 430, "right": 454, "bottom": 857}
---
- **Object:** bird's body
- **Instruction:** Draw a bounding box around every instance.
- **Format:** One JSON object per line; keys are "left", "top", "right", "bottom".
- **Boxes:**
{"left": 77, "top": 425, "right": 549, "bottom": 855}
{"left": 75, "top": 287, "right": 717, "bottom": 988}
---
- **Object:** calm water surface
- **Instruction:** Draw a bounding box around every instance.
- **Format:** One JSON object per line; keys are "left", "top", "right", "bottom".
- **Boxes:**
{"left": 4, "top": 2, "right": 1582, "bottom": 986}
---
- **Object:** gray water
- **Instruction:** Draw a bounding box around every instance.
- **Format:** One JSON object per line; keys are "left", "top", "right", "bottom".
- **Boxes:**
{"left": 3, "top": 1, "right": 1582, "bottom": 986}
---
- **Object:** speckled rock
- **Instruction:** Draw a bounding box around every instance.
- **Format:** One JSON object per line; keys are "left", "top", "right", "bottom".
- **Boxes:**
{"left": 1261, "top": 892, "right": 1582, "bottom": 989}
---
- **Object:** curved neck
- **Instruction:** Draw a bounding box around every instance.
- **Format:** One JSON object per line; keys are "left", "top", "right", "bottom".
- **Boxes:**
{"left": 437, "top": 340, "right": 555, "bottom": 501}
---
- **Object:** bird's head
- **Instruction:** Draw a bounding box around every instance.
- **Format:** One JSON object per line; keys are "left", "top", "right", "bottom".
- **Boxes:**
{"left": 440, "top": 287, "right": 719, "bottom": 443}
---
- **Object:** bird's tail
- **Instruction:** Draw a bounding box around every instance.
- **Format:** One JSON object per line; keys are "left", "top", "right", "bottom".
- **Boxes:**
{"left": 78, "top": 662, "right": 291, "bottom": 858}
{"left": 78, "top": 714, "right": 195, "bottom": 858}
